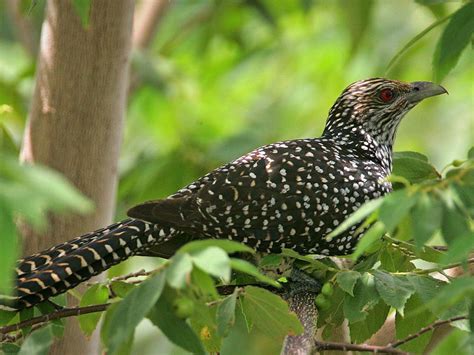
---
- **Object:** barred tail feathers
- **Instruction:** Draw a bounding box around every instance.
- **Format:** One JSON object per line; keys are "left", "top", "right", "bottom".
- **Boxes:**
{"left": 3, "top": 219, "right": 175, "bottom": 310}
{"left": 16, "top": 219, "right": 134, "bottom": 278}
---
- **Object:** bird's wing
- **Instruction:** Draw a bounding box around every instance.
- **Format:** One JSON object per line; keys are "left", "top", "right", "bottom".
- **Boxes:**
{"left": 127, "top": 140, "right": 338, "bottom": 234}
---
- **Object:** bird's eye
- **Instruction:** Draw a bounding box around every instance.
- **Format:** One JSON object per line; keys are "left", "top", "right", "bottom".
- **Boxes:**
{"left": 379, "top": 88, "right": 395, "bottom": 103}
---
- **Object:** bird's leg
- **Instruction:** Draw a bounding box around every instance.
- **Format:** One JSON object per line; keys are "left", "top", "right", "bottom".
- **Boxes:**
{"left": 285, "top": 267, "right": 322, "bottom": 297}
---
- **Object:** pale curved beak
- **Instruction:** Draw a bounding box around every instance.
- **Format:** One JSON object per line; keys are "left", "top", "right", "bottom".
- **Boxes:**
{"left": 407, "top": 81, "right": 448, "bottom": 103}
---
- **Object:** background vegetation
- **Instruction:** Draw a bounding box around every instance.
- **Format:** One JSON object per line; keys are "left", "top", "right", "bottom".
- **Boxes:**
{"left": 0, "top": 0, "right": 472, "bottom": 354}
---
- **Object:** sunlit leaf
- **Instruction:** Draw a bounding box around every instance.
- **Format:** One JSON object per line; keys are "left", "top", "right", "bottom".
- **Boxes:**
{"left": 191, "top": 247, "right": 231, "bottom": 282}
{"left": 166, "top": 252, "right": 193, "bottom": 289}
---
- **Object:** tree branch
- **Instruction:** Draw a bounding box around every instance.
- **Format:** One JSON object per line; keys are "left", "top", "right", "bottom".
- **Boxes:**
{"left": 388, "top": 315, "right": 467, "bottom": 349}
{"left": 0, "top": 304, "right": 110, "bottom": 338}
{"left": 314, "top": 340, "right": 407, "bottom": 354}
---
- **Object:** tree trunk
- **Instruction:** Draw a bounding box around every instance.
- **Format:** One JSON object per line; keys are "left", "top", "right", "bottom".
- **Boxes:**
{"left": 20, "top": 1, "right": 134, "bottom": 354}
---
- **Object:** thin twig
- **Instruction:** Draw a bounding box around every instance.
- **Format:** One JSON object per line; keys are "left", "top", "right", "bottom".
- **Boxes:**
{"left": 86, "top": 264, "right": 168, "bottom": 286}
{"left": 314, "top": 340, "right": 407, "bottom": 354}
{"left": 394, "top": 258, "right": 474, "bottom": 276}
{"left": 388, "top": 315, "right": 467, "bottom": 348}
{"left": 0, "top": 303, "right": 110, "bottom": 335}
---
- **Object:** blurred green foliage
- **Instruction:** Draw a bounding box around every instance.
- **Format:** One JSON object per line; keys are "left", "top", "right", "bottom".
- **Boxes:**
{"left": 0, "top": 0, "right": 473, "bottom": 354}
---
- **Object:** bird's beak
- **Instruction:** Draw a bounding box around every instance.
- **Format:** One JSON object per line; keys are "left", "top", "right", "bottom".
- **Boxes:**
{"left": 407, "top": 81, "right": 448, "bottom": 103}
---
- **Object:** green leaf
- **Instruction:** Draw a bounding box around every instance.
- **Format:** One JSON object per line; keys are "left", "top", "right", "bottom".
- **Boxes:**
{"left": 396, "top": 294, "right": 436, "bottom": 353}
{"left": 102, "top": 273, "right": 165, "bottom": 355}
{"left": 328, "top": 198, "right": 383, "bottom": 238}
{"left": 230, "top": 258, "right": 280, "bottom": 287}
{"left": 336, "top": 271, "right": 361, "bottom": 297}
{"left": 1, "top": 343, "right": 20, "bottom": 355}
{"left": 178, "top": 239, "right": 255, "bottom": 254}
{"left": 0, "top": 155, "right": 93, "bottom": 229}
{"left": 72, "top": 0, "right": 92, "bottom": 28}
{"left": 166, "top": 252, "right": 193, "bottom": 289}
{"left": 373, "top": 270, "right": 415, "bottom": 316}
{"left": 441, "top": 203, "right": 470, "bottom": 245}
{"left": 0, "top": 309, "right": 16, "bottom": 326}
{"left": 189, "top": 301, "right": 221, "bottom": 353}
{"left": 217, "top": 289, "right": 238, "bottom": 337}
{"left": 241, "top": 286, "right": 303, "bottom": 340}
{"left": 440, "top": 230, "right": 474, "bottom": 264}
{"left": 191, "top": 267, "right": 218, "bottom": 299}
{"left": 430, "top": 328, "right": 472, "bottom": 355}
{"left": 343, "top": 272, "right": 379, "bottom": 323}
{"left": 379, "top": 189, "right": 418, "bottom": 232}
{"left": 394, "top": 151, "right": 429, "bottom": 162}
{"left": 351, "top": 221, "right": 386, "bottom": 260}
{"left": 280, "top": 248, "right": 331, "bottom": 270}
{"left": 407, "top": 274, "right": 445, "bottom": 306}
{"left": 468, "top": 147, "right": 474, "bottom": 160}
{"left": 259, "top": 254, "right": 283, "bottom": 267}
{"left": 148, "top": 286, "right": 205, "bottom": 354}
{"left": 18, "top": 326, "right": 53, "bottom": 355}
{"left": 78, "top": 284, "right": 109, "bottom": 336}
{"left": 433, "top": 1, "right": 474, "bottom": 82}
{"left": 422, "top": 277, "right": 474, "bottom": 316}
{"left": 191, "top": 247, "right": 231, "bottom": 282}
{"left": 349, "top": 300, "right": 390, "bottom": 343}
{"left": 392, "top": 157, "right": 440, "bottom": 183}
{"left": 317, "top": 286, "right": 346, "bottom": 333}
{"left": 110, "top": 281, "right": 136, "bottom": 298}
{"left": 411, "top": 193, "right": 442, "bottom": 248}
{"left": 0, "top": 205, "right": 18, "bottom": 295}
{"left": 380, "top": 244, "right": 415, "bottom": 272}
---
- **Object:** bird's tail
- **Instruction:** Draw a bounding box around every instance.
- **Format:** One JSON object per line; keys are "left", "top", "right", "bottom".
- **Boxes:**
{"left": 0, "top": 219, "right": 173, "bottom": 311}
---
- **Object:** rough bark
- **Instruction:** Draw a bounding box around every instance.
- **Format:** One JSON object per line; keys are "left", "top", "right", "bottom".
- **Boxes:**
{"left": 20, "top": 1, "right": 134, "bottom": 354}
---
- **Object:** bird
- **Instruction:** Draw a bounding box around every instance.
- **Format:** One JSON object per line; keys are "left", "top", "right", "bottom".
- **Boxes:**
{"left": 1, "top": 78, "right": 447, "bottom": 311}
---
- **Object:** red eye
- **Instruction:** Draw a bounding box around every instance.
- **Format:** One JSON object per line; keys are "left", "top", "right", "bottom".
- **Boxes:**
{"left": 379, "top": 88, "right": 394, "bottom": 103}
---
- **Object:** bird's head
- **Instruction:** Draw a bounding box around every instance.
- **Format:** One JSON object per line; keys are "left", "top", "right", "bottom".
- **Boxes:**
{"left": 323, "top": 78, "right": 447, "bottom": 147}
